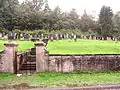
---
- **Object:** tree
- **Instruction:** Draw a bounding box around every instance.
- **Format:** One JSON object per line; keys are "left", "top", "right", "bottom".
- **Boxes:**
{"left": 17, "top": 0, "right": 46, "bottom": 30}
{"left": 68, "top": 8, "right": 79, "bottom": 29}
{"left": 98, "top": 6, "right": 113, "bottom": 39}
{"left": 0, "top": 0, "right": 19, "bottom": 30}
{"left": 80, "top": 10, "right": 96, "bottom": 32}
{"left": 113, "top": 11, "right": 120, "bottom": 38}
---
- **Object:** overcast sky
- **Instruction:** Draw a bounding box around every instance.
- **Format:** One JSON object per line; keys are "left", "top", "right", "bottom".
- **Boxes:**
{"left": 18, "top": 0, "right": 120, "bottom": 17}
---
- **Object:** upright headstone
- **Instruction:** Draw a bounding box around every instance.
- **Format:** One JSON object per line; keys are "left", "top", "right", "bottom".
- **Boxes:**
{"left": 2, "top": 32, "right": 4, "bottom": 37}
{"left": 50, "top": 36, "right": 54, "bottom": 41}
{"left": 93, "top": 36, "right": 96, "bottom": 40}
{"left": 24, "top": 34, "right": 29, "bottom": 40}
{"left": 60, "top": 34, "right": 63, "bottom": 39}
{"left": 66, "top": 34, "right": 69, "bottom": 39}
{"left": 8, "top": 31, "right": 14, "bottom": 40}
{"left": 102, "top": 37, "right": 104, "bottom": 40}
{"left": 0, "top": 33, "right": 2, "bottom": 38}
{"left": 55, "top": 34, "right": 59, "bottom": 40}
{"left": 115, "top": 38, "right": 118, "bottom": 41}
{"left": 74, "top": 35, "right": 77, "bottom": 42}
{"left": 15, "top": 33, "right": 18, "bottom": 39}
{"left": 89, "top": 36, "right": 92, "bottom": 40}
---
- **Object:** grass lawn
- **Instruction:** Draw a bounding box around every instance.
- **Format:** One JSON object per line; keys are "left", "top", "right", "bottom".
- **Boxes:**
{"left": 0, "top": 40, "right": 34, "bottom": 52}
{"left": 47, "top": 39, "right": 120, "bottom": 54}
{"left": 0, "top": 71, "right": 120, "bottom": 88}
{"left": 0, "top": 39, "right": 120, "bottom": 54}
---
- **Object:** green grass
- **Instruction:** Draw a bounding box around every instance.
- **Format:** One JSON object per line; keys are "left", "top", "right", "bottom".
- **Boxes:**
{"left": 47, "top": 39, "right": 120, "bottom": 54}
{"left": 0, "top": 71, "right": 120, "bottom": 88}
{"left": 0, "top": 39, "right": 120, "bottom": 54}
{"left": 0, "top": 40, "right": 34, "bottom": 52}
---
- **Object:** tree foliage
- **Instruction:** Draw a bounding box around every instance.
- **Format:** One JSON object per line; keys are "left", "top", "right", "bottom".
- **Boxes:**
{"left": 99, "top": 6, "right": 113, "bottom": 38}
{"left": 0, "top": 0, "right": 119, "bottom": 38}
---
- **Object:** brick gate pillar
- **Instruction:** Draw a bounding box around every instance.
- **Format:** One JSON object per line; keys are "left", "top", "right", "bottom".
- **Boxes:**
{"left": 3, "top": 42, "right": 18, "bottom": 73}
{"left": 35, "top": 42, "right": 48, "bottom": 72}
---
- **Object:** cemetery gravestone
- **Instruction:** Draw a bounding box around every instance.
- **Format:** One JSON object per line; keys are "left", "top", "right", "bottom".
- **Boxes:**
{"left": 24, "top": 34, "right": 29, "bottom": 40}
{"left": 42, "top": 39, "right": 49, "bottom": 46}
{"left": 0, "top": 33, "right": 2, "bottom": 38}
{"left": 8, "top": 31, "right": 14, "bottom": 40}
{"left": 89, "top": 36, "right": 92, "bottom": 40}
{"left": 74, "top": 35, "right": 77, "bottom": 42}
{"left": 60, "top": 34, "right": 63, "bottom": 40}
{"left": 50, "top": 36, "right": 54, "bottom": 41}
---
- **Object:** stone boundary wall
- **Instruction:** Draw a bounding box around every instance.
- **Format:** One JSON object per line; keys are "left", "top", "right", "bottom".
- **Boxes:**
{"left": 0, "top": 51, "right": 7, "bottom": 72}
{"left": 48, "top": 54, "right": 120, "bottom": 72}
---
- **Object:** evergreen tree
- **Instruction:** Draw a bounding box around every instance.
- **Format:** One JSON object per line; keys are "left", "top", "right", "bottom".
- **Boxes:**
{"left": 99, "top": 6, "right": 113, "bottom": 39}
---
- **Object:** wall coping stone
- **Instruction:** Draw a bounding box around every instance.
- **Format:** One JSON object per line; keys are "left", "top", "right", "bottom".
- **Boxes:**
{"left": 49, "top": 54, "right": 120, "bottom": 56}
{"left": 4, "top": 42, "right": 18, "bottom": 47}
{"left": 35, "top": 42, "right": 45, "bottom": 46}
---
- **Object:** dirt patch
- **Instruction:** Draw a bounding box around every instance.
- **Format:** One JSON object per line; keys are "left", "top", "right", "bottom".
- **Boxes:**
{"left": 12, "top": 83, "right": 30, "bottom": 89}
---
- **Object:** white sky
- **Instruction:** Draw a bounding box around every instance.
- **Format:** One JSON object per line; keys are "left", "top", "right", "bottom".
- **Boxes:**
{"left": 18, "top": 0, "right": 120, "bottom": 17}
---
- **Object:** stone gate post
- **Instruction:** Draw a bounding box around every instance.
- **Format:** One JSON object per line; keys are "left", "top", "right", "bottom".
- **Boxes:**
{"left": 35, "top": 42, "right": 48, "bottom": 72}
{"left": 3, "top": 42, "right": 18, "bottom": 73}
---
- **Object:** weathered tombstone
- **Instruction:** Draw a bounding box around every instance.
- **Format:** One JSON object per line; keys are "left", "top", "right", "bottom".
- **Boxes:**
{"left": 66, "top": 34, "right": 69, "bottom": 39}
{"left": 8, "top": 31, "right": 14, "bottom": 40}
{"left": 0, "top": 33, "right": 2, "bottom": 38}
{"left": 17, "top": 33, "right": 21, "bottom": 39}
{"left": 42, "top": 38, "right": 49, "bottom": 46}
{"left": 29, "top": 34, "right": 32, "bottom": 39}
{"left": 20, "top": 33, "right": 23, "bottom": 38}
{"left": 7, "top": 24, "right": 14, "bottom": 40}
{"left": 14, "top": 33, "right": 18, "bottom": 39}
{"left": 50, "top": 36, "right": 54, "bottom": 41}
{"left": 63, "top": 34, "right": 65, "bottom": 39}
{"left": 37, "top": 35, "right": 40, "bottom": 38}
{"left": 89, "top": 36, "right": 92, "bottom": 40}
{"left": 115, "top": 38, "right": 118, "bottom": 41}
{"left": 57, "top": 34, "right": 59, "bottom": 40}
{"left": 109, "top": 37, "right": 112, "bottom": 41}
{"left": 102, "top": 37, "right": 104, "bottom": 40}
{"left": 70, "top": 35, "right": 72, "bottom": 40}
{"left": 2, "top": 32, "right": 5, "bottom": 37}
{"left": 83, "top": 36, "right": 87, "bottom": 39}
{"left": 108, "top": 37, "right": 110, "bottom": 40}
{"left": 4, "top": 35, "right": 8, "bottom": 39}
{"left": 34, "top": 34, "right": 37, "bottom": 38}
{"left": 31, "top": 34, "right": 39, "bottom": 42}
{"left": 41, "top": 34, "right": 43, "bottom": 39}
{"left": 60, "top": 34, "right": 63, "bottom": 39}
{"left": 72, "top": 33, "right": 74, "bottom": 38}
{"left": 24, "top": 34, "right": 29, "bottom": 40}
{"left": 74, "top": 35, "right": 77, "bottom": 42}
{"left": 55, "top": 34, "right": 59, "bottom": 40}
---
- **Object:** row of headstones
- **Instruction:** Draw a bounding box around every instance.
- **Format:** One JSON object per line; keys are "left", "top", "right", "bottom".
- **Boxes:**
{"left": 0, "top": 32, "right": 41, "bottom": 40}
{"left": 0, "top": 32, "right": 78, "bottom": 40}
{"left": 0, "top": 32, "right": 119, "bottom": 41}
{"left": 83, "top": 36, "right": 118, "bottom": 41}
